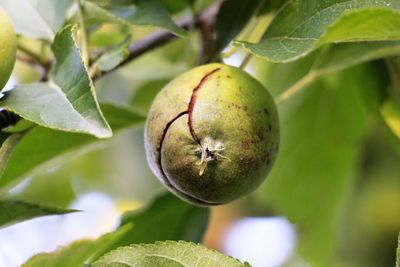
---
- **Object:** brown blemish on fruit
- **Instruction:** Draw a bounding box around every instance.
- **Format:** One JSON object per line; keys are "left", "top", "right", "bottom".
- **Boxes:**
{"left": 264, "top": 108, "right": 269, "bottom": 116}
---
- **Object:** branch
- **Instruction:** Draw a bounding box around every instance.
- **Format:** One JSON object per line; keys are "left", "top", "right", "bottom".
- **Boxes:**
{"left": 92, "top": 3, "right": 220, "bottom": 81}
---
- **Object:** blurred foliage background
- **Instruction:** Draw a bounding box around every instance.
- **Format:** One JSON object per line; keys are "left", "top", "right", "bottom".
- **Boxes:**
{"left": 0, "top": 0, "right": 399, "bottom": 266}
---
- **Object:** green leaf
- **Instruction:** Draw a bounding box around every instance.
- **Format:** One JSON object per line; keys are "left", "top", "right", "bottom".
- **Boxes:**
{"left": 96, "top": 36, "right": 132, "bottom": 72}
{"left": 0, "top": 0, "right": 72, "bottom": 39}
{"left": 0, "top": 199, "right": 77, "bottom": 229}
{"left": 255, "top": 64, "right": 375, "bottom": 265}
{"left": 22, "top": 224, "right": 132, "bottom": 267}
{"left": 0, "top": 103, "right": 145, "bottom": 189}
{"left": 93, "top": 241, "right": 250, "bottom": 267}
{"left": 215, "top": 0, "right": 260, "bottom": 52}
{"left": 115, "top": 193, "right": 209, "bottom": 248}
{"left": 236, "top": 1, "right": 400, "bottom": 63}
{"left": 0, "top": 25, "right": 112, "bottom": 138}
{"left": 82, "top": 0, "right": 187, "bottom": 37}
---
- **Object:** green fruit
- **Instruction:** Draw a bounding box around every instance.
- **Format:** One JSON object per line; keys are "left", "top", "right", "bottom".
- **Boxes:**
{"left": 0, "top": 8, "right": 17, "bottom": 90}
{"left": 145, "top": 63, "right": 279, "bottom": 206}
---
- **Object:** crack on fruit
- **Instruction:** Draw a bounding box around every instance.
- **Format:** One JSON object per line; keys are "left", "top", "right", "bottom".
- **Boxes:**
{"left": 188, "top": 67, "right": 221, "bottom": 144}
{"left": 157, "top": 111, "right": 220, "bottom": 205}
{"left": 156, "top": 68, "right": 225, "bottom": 206}
{"left": 158, "top": 110, "right": 188, "bottom": 192}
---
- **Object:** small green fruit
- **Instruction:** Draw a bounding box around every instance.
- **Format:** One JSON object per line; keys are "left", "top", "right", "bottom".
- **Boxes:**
{"left": 145, "top": 63, "right": 279, "bottom": 206}
{"left": 0, "top": 8, "right": 17, "bottom": 90}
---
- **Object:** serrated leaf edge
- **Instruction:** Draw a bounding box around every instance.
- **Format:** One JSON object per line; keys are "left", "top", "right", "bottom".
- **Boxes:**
{"left": 94, "top": 240, "right": 250, "bottom": 267}
{"left": 235, "top": 6, "right": 400, "bottom": 63}
{"left": 82, "top": 1, "right": 187, "bottom": 38}
{"left": 51, "top": 24, "right": 112, "bottom": 138}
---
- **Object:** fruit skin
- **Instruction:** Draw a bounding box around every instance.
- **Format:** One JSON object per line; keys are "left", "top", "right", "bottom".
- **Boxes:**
{"left": 145, "top": 63, "right": 279, "bottom": 206}
{"left": 0, "top": 8, "right": 17, "bottom": 90}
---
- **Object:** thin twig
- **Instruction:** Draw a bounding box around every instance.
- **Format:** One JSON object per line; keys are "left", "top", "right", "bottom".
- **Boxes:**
{"left": 17, "top": 46, "right": 52, "bottom": 82}
{"left": 16, "top": 55, "right": 36, "bottom": 66}
{"left": 17, "top": 43, "right": 49, "bottom": 67}
{"left": 239, "top": 52, "right": 253, "bottom": 69}
{"left": 92, "top": 3, "right": 220, "bottom": 81}
{"left": 197, "top": 2, "right": 220, "bottom": 64}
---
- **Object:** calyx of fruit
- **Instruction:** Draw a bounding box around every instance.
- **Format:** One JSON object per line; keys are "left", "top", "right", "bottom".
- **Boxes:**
{"left": 145, "top": 63, "right": 279, "bottom": 206}
{"left": 0, "top": 8, "right": 17, "bottom": 90}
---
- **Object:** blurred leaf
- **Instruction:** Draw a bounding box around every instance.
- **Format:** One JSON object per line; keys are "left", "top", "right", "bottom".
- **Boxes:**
{"left": 386, "top": 57, "right": 400, "bottom": 105}
{"left": 334, "top": 133, "right": 400, "bottom": 267}
{"left": 93, "top": 240, "right": 250, "bottom": 267}
{"left": 215, "top": 0, "right": 260, "bottom": 53}
{"left": 380, "top": 100, "right": 400, "bottom": 138}
{"left": 112, "top": 193, "right": 209, "bottom": 250}
{"left": 0, "top": 133, "right": 23, "bottom": 177}
{"left": 22, "top": 224, "right": 132, "bottom": 267}
{"left": 99, "top": 103, "right": 146, "bottom": 129}
{"left": 0, "top": 0, "right": 72, "bottom": 39}
{"left": 257, "top": 0, "right": 287, "bottom": 15}
{"left": 130, "top": 79, "right": 168, "bottom": 113}
{"left": 377, "top": 57, "right": 400, "bottom": 140}
{"left": 236, "top": 1, "right": 400, "bottom": 62}
{"left": 96, "top": 36, "right": 131, "bottom": 71}
{"left": 0, "top": 103, "right": 145, "bottom": 189}
{"left": 89, "top": 24, "right": 130, "bottom": 47}
{"left": 277, "top": 41, "right": 400, "bottom": 102}
{"left": 255, "top": 64, "right": 375, "bottom": 265}
{"left": 82, "top": 0, "right": 188, "bottom": 37}
{"left": 313, "top": 41, "right": 400, "bottom": 74}
{"left": 193, "top": 0, "right": 214, "bottom": 13}
{"left": 155, "top": 0, "right": 190, "bottom": 14}
{"left": 0, "top": 199, "right": 77, "bottom": 229}
{"left": 0, "top": 25, "right": 112, "bottom": 138}
{"left": 12, "top": 169, "right": 76, "bottom": 208}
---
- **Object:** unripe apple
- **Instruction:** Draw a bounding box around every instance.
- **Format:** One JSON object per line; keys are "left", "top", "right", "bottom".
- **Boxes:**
{"left": 145, "top": 63, "right": 279, "bottom": 206}
{"left": 0, "top": 8, "right": 17, "bottom": 90}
